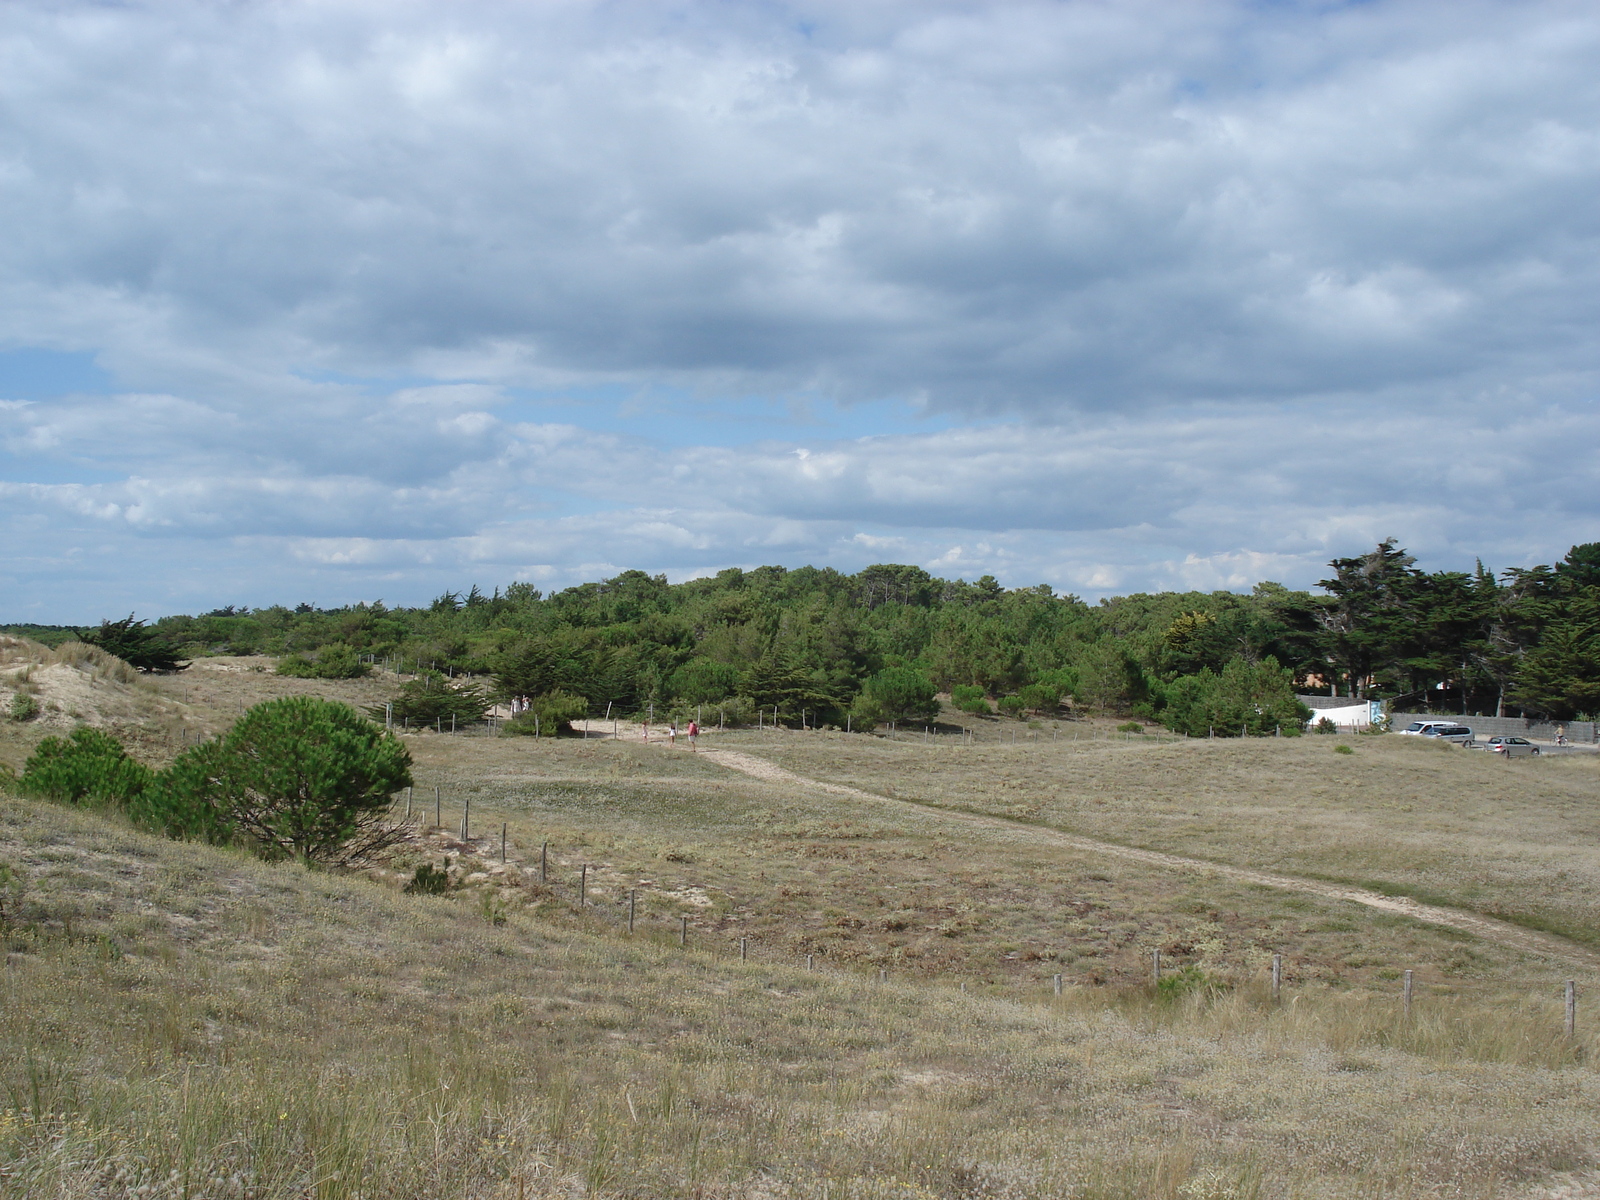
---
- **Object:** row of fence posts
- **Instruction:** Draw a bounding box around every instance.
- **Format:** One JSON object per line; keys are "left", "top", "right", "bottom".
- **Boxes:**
{"left": 398, "top": 801, "right": 1582, "bottom": 1041}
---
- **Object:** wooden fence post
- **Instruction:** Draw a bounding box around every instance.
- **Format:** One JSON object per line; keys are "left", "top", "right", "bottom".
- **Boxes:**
{"left": 1271, "top": 954, "right": 1282, "bottom": 1004}
{"left": 1566, "top": 980, "right": 1576, "bottom": 1040}
{"left": 434, "top": 786, "right": 441, "bottom": 830}
{"left": 540, "top": 841, "right": 548, "bottom": 882}
{"left": 628, "top": 890, "right": 636, "bottom": 933}
{"left": 806, "top": 954, "right": 815, "bottom": 971}
{"left": 740, "top": 936, "right": 748, "bottom": 961}
{"left": 680, "top": 916, "right": 688, "bottom": 947}
{"left": 1152, "top": 950, "right": 1161, "bottom": 986}
{"left": 579, "top": 864, "right": 586, "bottom": 906}
{"left": 1403, "top": 969, "right": 1414, "bottom": 1019}
{"left": 1053, "top": 973, "right": 1063, "bottom": 996}
{"left": 501, "top": 823, "right": 507, "bottom": 863}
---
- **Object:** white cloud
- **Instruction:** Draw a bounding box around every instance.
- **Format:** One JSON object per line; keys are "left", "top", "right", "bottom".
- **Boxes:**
{"left": 1, "top": 1, "right": 1597, "bottom": 618}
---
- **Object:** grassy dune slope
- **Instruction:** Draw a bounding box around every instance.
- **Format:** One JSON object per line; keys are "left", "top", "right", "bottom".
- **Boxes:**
{"left": 754, "top": 727, "right": 1600, "bottom": 950}
{"left": 4, "top": 667, "right": 1600, "bottom": 1197}
{"left": 1, "top": 783, "right": 1597, "bottom": 1196}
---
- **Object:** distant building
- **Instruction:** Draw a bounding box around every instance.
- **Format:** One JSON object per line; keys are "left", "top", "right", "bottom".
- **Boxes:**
{"left": 1297, "top": 696, "right": 1384, "bottom": 729}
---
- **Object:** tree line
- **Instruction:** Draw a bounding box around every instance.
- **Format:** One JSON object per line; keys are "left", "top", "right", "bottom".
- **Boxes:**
{"left": 8, "top": 541, "right": 1599, "bottom": 732}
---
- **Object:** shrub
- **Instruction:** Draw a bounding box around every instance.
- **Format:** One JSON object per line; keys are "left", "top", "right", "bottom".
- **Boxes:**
{"left": 1158, "top": 658, "right": 1313, "bottom": 738}
{"left": 20, "top": 728, "right": 154, "bottom": 809}
{"left": 277, "top": 643, "right": 370, "bottom": 680}
{"left": 275, "top": 654, "right": 317, "bottom": 678}
{"left": 861, "top": 667, "right": 940, "bottom": 724}
{"left": 1334, "top": 743, "right": 1355, "bottom": 755}
{"left": 404, "top": 859, "right": 452, "bottom": 895}
{"left": 997, "top": 695, "right": 1026, "bottom": 718}
{"left": 848, "top": 694, "right": 883, "bottom": 731}
{"left": 1156, "top": 965, "right": 1220, "bottom": 1001}
{"left": 8, "top": 692, "right": 38, "bottom": 722}
{"left": 182, "top": 697, "right": 413, "bottom": 864}
{"left": 77, "top": 615, "right": 187, "bottom": 672}
{"left": 1314, "top": 717, "right": 1338, "bottom": 734}
{"left": 131, "top": 739, "right": 237, "bottom": 845}
{"left": 950, "top": 685, "right": 990, "bottom": 715}
{"left": 1117, "top": 721, "right": 1144, "bottom": 734}
{"left": 377, "top": 671, "right": 490, "bottom": 728}
{"left": 504, "top": 690, "right": 589, "bottom": 737}
{"left": 666, "top": 658, "right": 742, "bottom": 704}
{"left": 1018, "top": 683, "right": 1063, "bottom": 715}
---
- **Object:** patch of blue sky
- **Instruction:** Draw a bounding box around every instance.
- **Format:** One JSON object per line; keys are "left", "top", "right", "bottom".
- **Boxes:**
{"left": 0, "top": 454, "right": 124, "bottom": 485}
{"left": 500, "top": 385, "right": 969, "bottom": 448}
{"left": 296, "top": 369, "right": 984, "bottom": 448}
{"left": 0, "top": 349, "right": 116, "bottom": 400}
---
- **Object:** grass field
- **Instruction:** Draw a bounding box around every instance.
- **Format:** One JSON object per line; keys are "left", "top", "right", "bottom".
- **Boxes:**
{"left": 2, "top": 655, "right": 1599, "bottom": 1197}
{"left": 752, "top": 721, "right": 1600, "bottom": 954}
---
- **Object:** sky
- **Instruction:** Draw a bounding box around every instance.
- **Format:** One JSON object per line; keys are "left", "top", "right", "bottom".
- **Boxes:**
{"left": 2, "top": 0, "right": 1598, "bottom": 623}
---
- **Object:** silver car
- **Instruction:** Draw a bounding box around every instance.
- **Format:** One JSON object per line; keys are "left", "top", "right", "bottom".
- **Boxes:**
{"left": 1400, "top": 720, "right": 1455, "bottom": 736}
{"left": 1420, "top": 724, "right": 1475, "bottom": 746}
{"left": 1485, "top": 736, "right": 1541, "bottom": 757}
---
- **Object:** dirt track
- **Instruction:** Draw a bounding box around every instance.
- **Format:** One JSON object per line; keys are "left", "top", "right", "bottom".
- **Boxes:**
{"left": 692, "top": 744, "right": 1600, "bottom": 971}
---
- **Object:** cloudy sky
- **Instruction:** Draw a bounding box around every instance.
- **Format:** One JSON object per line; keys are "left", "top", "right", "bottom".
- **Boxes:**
{"left": 2, "top": 0, "right": 1598, "bottom": 622}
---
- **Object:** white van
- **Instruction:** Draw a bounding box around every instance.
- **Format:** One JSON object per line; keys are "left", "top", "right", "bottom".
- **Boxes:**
{"left": 1398, "top": 720, "right": 1455, "bottom": 736}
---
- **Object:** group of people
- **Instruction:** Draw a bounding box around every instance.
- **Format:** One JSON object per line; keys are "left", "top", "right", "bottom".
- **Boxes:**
{"left": 642, "top": 718, "right": 699, "bottom": 749}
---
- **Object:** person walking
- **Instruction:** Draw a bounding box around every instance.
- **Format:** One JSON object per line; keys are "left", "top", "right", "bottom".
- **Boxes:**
{"left": 687, "top": 719, "right": 698, "bottom": 751}
{"left": 668, "top": 721, "right": 678, "bottom": 747}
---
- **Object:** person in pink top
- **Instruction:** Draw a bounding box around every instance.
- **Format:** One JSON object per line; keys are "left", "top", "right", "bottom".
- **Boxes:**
{"left": 686, "top": 719, "right": 698, "bottom": 751}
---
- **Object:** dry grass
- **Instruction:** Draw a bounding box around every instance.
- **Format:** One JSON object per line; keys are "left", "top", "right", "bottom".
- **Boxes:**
{"left": 3, "top": 670, "right": 1600, "bottom": 1195}
{"left": 375, "top": 730, "right": 1589, "bottom": 1005}
{"left": 2, "top": 794, "right": 1598, "bottom": 1200}
{"left": 747, "top": 720, "right": 1600, "bottom": 953}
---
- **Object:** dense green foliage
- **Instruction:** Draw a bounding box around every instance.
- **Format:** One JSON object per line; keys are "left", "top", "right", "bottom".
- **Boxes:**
{"left": 858, "top": 666, "right": 940, "bottom": 725}
{"left": 78, "top": 615, "right": 189, "bottom": 672}
{"left": 22, "top": 699, "right": 412, "bottom": 864}
{"left": 375, "top": 672, "right": 491, "bottom": 728}
{"left": 204, "top": 697, "right": 413, "bottom": 863}
{"left": 131, "top": 740, "right": 239, "bottom": 845}
{"left": 504, "top": 690, "right": 589, "bottom": 737}
{"left": 14, "top": 541, "right": 1600, "bottom": 728}
{"left": 276, "top": 642, "right": 370, "bottom": 679}
{"left": 20, "top": 728, "right": 156, "bottom": 807}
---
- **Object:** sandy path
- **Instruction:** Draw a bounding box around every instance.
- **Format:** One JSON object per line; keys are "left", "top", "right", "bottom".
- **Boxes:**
{"left": 690, "top": 744, "right": 1600, "bottom": 970}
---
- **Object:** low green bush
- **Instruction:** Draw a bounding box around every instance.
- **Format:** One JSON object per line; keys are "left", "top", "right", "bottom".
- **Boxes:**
{"left": 950, "top": 685, "right": 989, "bottom": 715}
{"left": 20, "top": 728, "right": 154, "bottom": 809}
{"left": 1019, "top": 683, "right": 1063, "bottom": 714}
{"left": 504, "top": 690, "right": 589, "bottom": 737}
{"left": 374, "top": 671, "right": 490, "bottom": 727}
{"left": 404, "top": 859, "right": 452, "bottom": 895}
{"left": 1155, "top": 964, "right": 1223, "bottom": 1001}
{"left": 130, "top": 739, "right": 237, "bottom": 845}
{"left": 8, "top": 692, "right": 39, "bottom": 722}
{"left": 276, "top": 643, "right": 369, "bottom": 679}
{"left": 1117, "top": 721, "right": 1144, "bottom": 733}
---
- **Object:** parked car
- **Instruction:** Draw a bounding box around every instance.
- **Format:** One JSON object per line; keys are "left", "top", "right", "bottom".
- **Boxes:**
{"left": 1485, "top": 736, "right": 1541, "bottom": 757}
{"left": 1399, "top": 720, "right": 1455, "bottom": 736}
{"left": 1420, "top": 724, "right": 1475, "bottom": 745}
